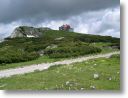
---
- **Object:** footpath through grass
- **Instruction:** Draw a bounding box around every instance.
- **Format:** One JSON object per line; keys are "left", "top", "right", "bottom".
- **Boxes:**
{"left": 0, "top": 54, "right": 120, "bottom": 90}
{"left": 0, "top": 56, "right": 62, "bottom": 70}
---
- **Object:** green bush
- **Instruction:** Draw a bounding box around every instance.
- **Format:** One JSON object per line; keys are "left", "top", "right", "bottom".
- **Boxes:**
{"left": 76, "top": 35, "right": 120, "bottom": 43}
{"left": 44, "top": 45, "right": 102, "bottom": 58}
{"left": 0, "top": 46, "right": 39, "bottom": 64}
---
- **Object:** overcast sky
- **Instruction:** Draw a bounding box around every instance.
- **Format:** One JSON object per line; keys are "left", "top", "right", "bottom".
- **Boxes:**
{"left": 0, "top": 0, "right": 120, "bottom": 39}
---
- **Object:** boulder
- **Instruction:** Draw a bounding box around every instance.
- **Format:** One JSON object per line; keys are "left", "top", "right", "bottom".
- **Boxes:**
{"left": 10, "top": 26, "right": 51, "bottom": 38}
{"left": 55, "top": 37, "right": 65, "bottom": 40}
{"left": 93, "top": 73, "right": 99, "bottom": 79}
{"left": 46, "top": 44, "right": 58, "bottom": 49}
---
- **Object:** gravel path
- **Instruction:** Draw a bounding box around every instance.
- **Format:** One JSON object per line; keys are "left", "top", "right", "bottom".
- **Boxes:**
{"left": 0, "top": 52, "right": 120, "bottom": 78}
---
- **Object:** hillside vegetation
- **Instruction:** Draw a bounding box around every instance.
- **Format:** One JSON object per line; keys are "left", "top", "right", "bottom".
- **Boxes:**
{"left": 0, "top": 29, "right": 120, "bottom": 65}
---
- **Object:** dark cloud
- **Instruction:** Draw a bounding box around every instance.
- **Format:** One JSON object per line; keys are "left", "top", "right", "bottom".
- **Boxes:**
{"left": 0, "top": 7, "right": 120, "bottom": 38}
{"left": 0, "top": 0, "right": 119, "bottom": 24}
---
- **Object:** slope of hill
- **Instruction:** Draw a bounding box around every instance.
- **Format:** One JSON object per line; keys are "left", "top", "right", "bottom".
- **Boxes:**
{"left": 0, "top": 26, "right": 120, "bottom": 65}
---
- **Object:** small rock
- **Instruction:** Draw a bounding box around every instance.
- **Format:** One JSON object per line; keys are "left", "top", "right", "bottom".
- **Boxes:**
{"left": 93, "top": 73, "right": 99, "bottom": 79}
{"left": 46, "top": 44, "right": 58, "bottom": 49}
{"left": 37, "top": 50, "right": 44, "bottom": 56}
{"left": 117, "top": 72, "right": 120, "bottom": 74}
{"left": 55, "top": 37, "right": 64, "bottom": 40}
{"left": 66, "top": 81, "right": 70, "bottom": 85}
{"left": 90, "top": 85, "right": 95, "bottom": 89}
{"left": 81, "top": 88, "right": 84, "bottom": 90}
{"left": 108, "top": 77, "right": 112, "bottom": 81}
{"left": 94, "top": 64, "right": 97, "bottom": 66}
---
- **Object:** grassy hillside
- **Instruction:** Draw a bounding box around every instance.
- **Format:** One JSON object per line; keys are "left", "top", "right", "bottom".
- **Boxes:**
{"left": 0, "top": 54, "right": 120, "bottom": 90}
{"left": 0, "top": 29, "right": 120, "bottom": 90}
{"left": 0, "top": 30, "right": 120, "bottom": 66}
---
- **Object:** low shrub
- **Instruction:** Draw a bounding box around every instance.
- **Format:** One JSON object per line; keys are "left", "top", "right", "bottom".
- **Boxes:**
{"left": 44, "top": 45, "right": 102, "bottom": 58}
{"left": 0, "top": 46, "right": 39, "bottom": 64}
{"left": 76, "top": 35, "right": 120, "bottom": 43}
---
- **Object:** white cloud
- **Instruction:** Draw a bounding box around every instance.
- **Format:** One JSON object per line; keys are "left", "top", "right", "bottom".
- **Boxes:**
{"left": 70, "top": 7, "right": 120, "bottom": 37}
{"left": 38, "top": 7, "right": 120, "bottom": 37}
{"left": 0, "top": 7, "right": 120, "bottom": 40}
{"left": 0, "top": 23, "right": 18, "bottom": 39}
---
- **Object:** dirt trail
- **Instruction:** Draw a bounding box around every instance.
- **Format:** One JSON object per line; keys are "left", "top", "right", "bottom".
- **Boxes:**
{"left": 0, "top": 52, "right": 120, "bottom": 78}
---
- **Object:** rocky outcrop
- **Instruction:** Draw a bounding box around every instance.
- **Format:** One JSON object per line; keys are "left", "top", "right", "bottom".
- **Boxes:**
{"left": 55, "top": 37, "right": 65, "bottom": 40}
{"left": 10, "top": 26, "right": 51, "bottom": 38}
{"left": 46, "top": 44, "right": 58, "bottom": 49}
